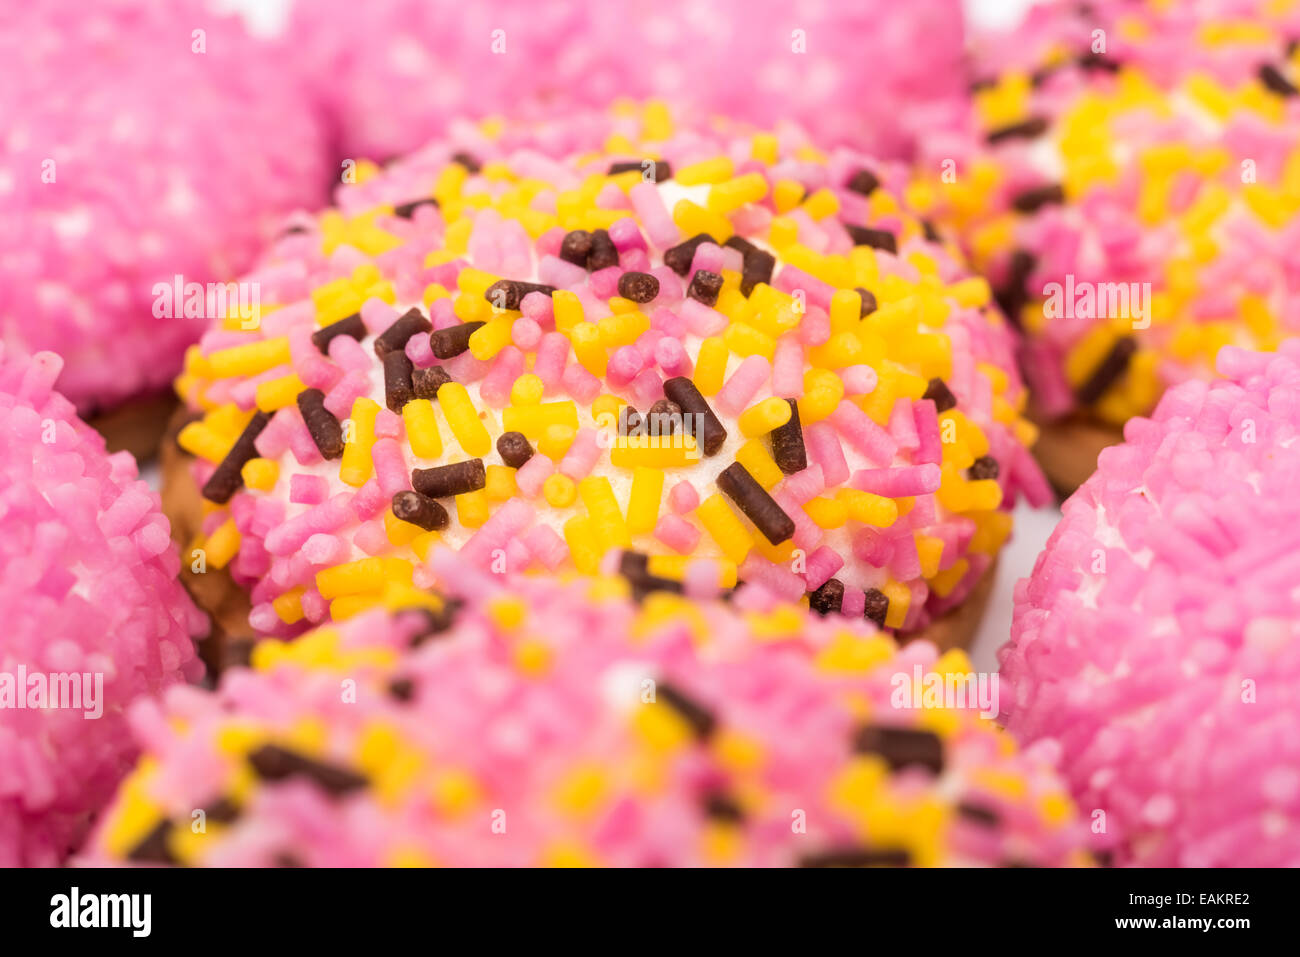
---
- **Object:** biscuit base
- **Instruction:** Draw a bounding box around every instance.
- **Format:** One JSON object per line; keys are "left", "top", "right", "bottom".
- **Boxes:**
{"left": 162, "top": 411, "right": 992, "bottom": 670}
{"left": 1030, "top": 413, "right": 1124, "bottom": 500}
{"left": 88, "top": 391, "right": 179, "bottom": 462}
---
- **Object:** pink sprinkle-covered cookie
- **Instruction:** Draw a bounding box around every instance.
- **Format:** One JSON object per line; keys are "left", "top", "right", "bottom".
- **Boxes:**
{"left": 0, "top": 345, "right": 205, "bottom": 867}
{"left": 1001, "top": 344, "right": 1300, "bottom": 867}
{"left": 0, "top": 0, "right": 328, "bottom": 413}
{"left": 285, "top": 0, "right": 968, "bottom": 163}
{"left": 171, "top": 105, "right": 1047, "bottom": 646}
{"left": 85, "top": 568, "right": 1091, "bottom": 867}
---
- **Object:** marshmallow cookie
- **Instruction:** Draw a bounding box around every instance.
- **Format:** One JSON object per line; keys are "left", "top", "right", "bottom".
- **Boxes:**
{"left": 0, "top": 0, "right": 327, "bottom": 457}
{"left": 913, "top": 0, "right": 1300, "bottom": 493}
{"left": 0, "top": 346, "right": 204, "bottom": 866}
{"left": 85, "top": 569, "right": 1091, "bottom": 867}
{"left": 1002, "top": 345, "right": 1300, "bottom": 866}
{"left": 166, "top": 105, "right": 1048, "bottom": 668}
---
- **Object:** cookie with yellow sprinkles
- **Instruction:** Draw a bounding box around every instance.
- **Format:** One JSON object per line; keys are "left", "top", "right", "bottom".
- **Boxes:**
{"left": 912, "top": 0, "right": 1300, "bottom": 492}
{"left": 82, "top": 565, "right": 1093, "bottom": 867}
{"left": 166, "top": 104, "right": 1048, "bottom": 665}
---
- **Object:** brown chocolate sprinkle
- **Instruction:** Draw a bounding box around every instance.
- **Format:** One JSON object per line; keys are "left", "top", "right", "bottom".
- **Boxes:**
{"left": 1077, "top": 50, "right": 1120, "bottom": 73}
{"left": 617, "top": 271, "right": 660, "bottom": 303}
{"left": 382, "top": 350, "right": 416, "bottom": 412}
{"left": 496, "top": 430, "right": 534, "bottom": 468}
{"left": 485, "top": 279, "right": 556, "bottom": 311}
{"left": 393, "top": 197, "right": 439, "bottom": 219}
{"left": 1075, "top": 336, "right": 1137, "bottom": 406}
{"left": 206, "top": 797, "right": 242, "bottom": 824}
{"left": 128, "top": 820, "right": 178, "bottom": 864}
{"left": 248, "top": 744, "right": 368, "bottom": 796}
{"left": 664, "top": 233, "right": 718, "bottom": 276}
{"left": 222, "top": 637, "right": 256, "bottom": 671}
{"left": 655, "top": 682, "right": 716, "bottom": 739}
{"left": 1259, "top": 63, "right": 1298, "bottom": 97}
{"left": 311, "top": 312, "right": 366, "bottom": 354}
{"left": 411, "top": 365, "right": 453, "bottom": 400}
{"left": 608, "top": 159, "right": 673, "bottom": 182}
{"left": 725, "top": 235, "right": 776, "bottom": 295}
{"left": 846, "top": 168, "right": 881, "bottom": 196}
{"left": 799, "top": 847, "right": 912, "bottom": 867}
{"left": 391, "top": 490, "right": 449, "bottom": 531}
{"left": 852, "top": 725, "right": 944, "bottom": 774}
{"left": 994, "top": 249, "right": 1036, "bottom": 330}
{"left": 405, "top": 603, "right": 459, "bottom": 646}
{"left": 845, "top": 224, "right": 898, "bottom": 254}
{"left": 373, "top": 307, "right": 432, "bottom": 358}
{"left": 986, "top": 116, "right": 1049, "bottom": 144}
{"left": 617, "top": 549, "right": 685, "bottom": 600}
{"left": 387, "top": 677, "right": 416, "bottom": 702}
{"left": 863, "top": 588, "right": 890, "bottom": 629}
{"left": 702, "top": 793, "right": 746, "bottom": 823}
{"left": 201, "top": 410, "right": 271, "bottom": 504}
{"left": 856, "top": 286, "right": 879, "bottom": 317}
{"left": 922, "top": 377, "right": 957, "bottom": 414}
{"left": 411, "top": 458, "right": 486, "bottom": 498}
{"left": 620, "top": 405, "right": 644, "bottom": 436}
{"left": 274, "top": 853, "right": 307, "bottom": 868}
{"left": 921, "top": 220, "right": 942, "bottom": 243}
{"left": 770, "top": 399, "right": 807, "bottom": 474}
{"left": 429, "top": 320, "right": 485, "bottom": 359}
{"left": 663, "top": 376, "right": 728, "bottom": 456}
{"left": 297, "top": 388, "right": 345, "bottom": 459}
{"left": 1011, "top": 183, "right": 1066, "bottom": 214}
{"left": 559, "top": 229, "right": 593, "bottom": 267}
{"left": 967, "top": 455, "right": 1000, "bottom": 481}
{"left": 717, "top": 462, "right": 796, "bottom": 545}
{"left": 957, "top": 801, "right": 1001, "bottom": 828}
{"left": 588, "top": 228, "right": 620, "bottom": 271}
{"left": 686, "top": 269, "right": 723, "bottom": 307}
{"left": 808, "top": 578, "right": 845, "bottom": 616}
{"left": 647, "top": 398, "right": 682, "bottom": 435}
{"left": 451, "top": 151, "right": 481, "bottom": 173}
{"left": 280, "top": 224, "right": 309, "bottom": 237}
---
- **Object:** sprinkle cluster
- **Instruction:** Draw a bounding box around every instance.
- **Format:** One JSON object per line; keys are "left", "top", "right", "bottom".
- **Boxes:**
{"left": 174, "top": 105, "right": 1048, "bottom": 643}
{"left": 0, "top": 0, "right": 328, "bottom": 411}
{"left": 86, "top": 568, "right": 1089, "bottom": 867}
{"left": 914, "top": 0, "right": 1300, "bottom": 426}
{"left": 1002, "top": 343, "right": 1300, "bottom": 866}
{"left": 0, "top": 345, "right": 205, "bottom": 867}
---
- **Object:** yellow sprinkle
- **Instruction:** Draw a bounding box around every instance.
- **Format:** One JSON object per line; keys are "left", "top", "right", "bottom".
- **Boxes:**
{"left": 563, "top": 515, "right": 602, "bottom": 572}
{"left": 673, "top": 199, "right": 734, "bottom": 242}
{"left": 401, "top": 399, "right": 443, "bottom": 459}
{"left": 544, "top": 473, "right": 578, "bottom": 507}
{"left": 579, "top": 476, "right": 631, "bottom": 551}
{"left": 676, "top": 156, "right": 735, "bottom": 185}
{"left": 502, "top": 400, "right": 580, "bottom": 439}
{"left": 772, "top": 179, "right": 805, "bottom": 214}
{"left": 437, "top": 381, "right": 491, "bottom": 456}
{"left": 569, "top": 322, "right": 608, "bottom": 377}
{"left": 203, "top": 518, "right": 241, "bottom": 570}
{"left": 804, "top": 496, "right": 848, "bottom": 529}
{"left": 881, "top": 580, "right": 910, "bottom": 629}
{"left": 272, "top": 587, "right": 305, "bottom": 624}
{"left": 240, "top": 457, "right": 280, "bottom": 492}
{"left": 708, "top": 172, "right": 769, "bottom": 214}
{"left": 510, "top": 373, "right": 544, "bottom": 406}
{"left": 750, "top": 133, "right": 779, "bottom": 165}
{"left": 801, "top": 187, "right": 840, "bottom": 220}
{"left": 254, "top": 373, "right": 305, "bottom": 413}
{"left": 316, "top": 557, "right": 413, "bottom": 599}
{"left": 339, "top": 396, "right": 380, "bottom": 487}
{"left": 626, "top": 466, "right": 665, "bottom": 535}
{"left": 538, "top": 423, "right": 577, "bottom": 460}
{"left": 177, "top": 422, "right": 232, "bottom": 463}
{"left": 738, "top": 396, "right": 793, "bottom": 437}
{"left": 696, "top": 494, "right": 754, "bottom": 563}
{"left": 693, "top": 337, "right": 730, "bottom": 396}
{"left": 735, "top": 439, "right": 783, "bottom": 489}
{"left": 207, "top": 337, "right": 291, "bottom": 379}
{"left": 456, "top": 489, "right": 490, "bottom": 528}
{"left": 552, "top": 289, "right": 585, "bottom": 332}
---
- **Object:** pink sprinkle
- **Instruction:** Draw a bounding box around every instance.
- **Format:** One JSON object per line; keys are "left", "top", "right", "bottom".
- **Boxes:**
{"left": 629, "top": 182, "right": 678, "bottom": 249}
{"left": 559, "top": 428, "right": 601, "bottom": 480}
{"left": 803, "top": 545, "right": 845, "bottom": 591}
{"left": 654, "top": 514, "right": 701, "bottom": 553}
{"left": 324, "top": 369, "right": 371, "bottom": 419}
{"left": 538, "top": 254, "right": 588, "bottom": 289}
{"left": 852, "top": 464, "right": 941, "bottom": 497}
{"left": 595, "top": 180, "right": 630, "bottom": 210}
{"left": 889, "top": 398, "right": 920, "bottom": 450}
{"left": 716, "top": 355, "right": 772, "bottom": 418}
{"left": 285, "top": 409, "right": 325, "bottom": 466}
{"left": 265, "top": 493, "right": 353, "bottom": 556}
{"left": 298, "top": 355, "right": 344, "bottom": 391}
{"left": 774, "top": 265, "right": 834, "bottom": 311}
{"left": 669, "top": 480, "right": 699, "bottom": 514}
{"left": 678, "top": 298, "right": 728, "bottom": 337}
{"left": 370, "top": 438, "right": 410, "bottom": 496}
{"left": 374, "top": 409, "right": 403, "bottom": 439}
{"left": 514, "top": 453, "right": 553, "bottom": 498}
{"left": 779, "top": 464, "right": 826, "bottom": 503}
{"left": 772, "top": 337, "right": 805, "bottom": 398}
{"left": 248, "top": 603, "right": 281, "bottom": 634}
{"left": 649, "top": 267, "right": 684, "bottom": 303}
{"left": 350, "top": 479, "right": 388, "bottom": 521}
{"left": 914, "top": 399, "right": 942, "bottom": 465}
{"left": 840, "top": 365, "right": 878, "bottom": 395}
{"left": 653, "top": 336, "right": 691, "bottom": 377}
{"left": 589, "top": 267, "right": 622, "bottom": 299}
{"left": 300, "top": 587, "right": 328, "bottom": 623}
{"left": 461, "top": 498, "right": 535, "bottom": 567}
{"left": 804, "top": 423, "right": 850, "bottom": 486}
{"left": 772, "top": 487, "right": 822, "bottom": 552}
{"left": 608, "top": 345, "right": 645, "bottom": 386}
{"left": 829, "top": 400, "right": 898, "bottom": 466}
{"left": 534, "top": 332, "right": 570, "bottom": 394}
{"left": 512, "top": 317, "right": 543, "bottom": 350}
{"left": 353, "top": 521, "right": 391, "bottom": 556}
{"left": 608, "top": 217, "right": 647, "bottom": 252}
{"left": 621, "top": 248, "right": 652, "bottom": 273}
{"left": 798, "top": 305, "right": 831, "bottom": 346}
{"left": 841, "top": 585, "right": 866, "bottom": 618}
{"left": 519, "top": 291, "right": 554, "bottom": 325}
{"left": 253, "top": 411, "right": 291, "bottom": 460}
{"left": 328, "top": 333, "right": 371, "bottom": 372}
{"left": 480, "top": 345, "right": 526, "bottom": 407}
{"left": 302, "top": 532, "right": 348, "bottom": 566}
{"left": 690, "top": 242, "right": 726, "bottom": 275}
{"left": 521, "top": 525, "right": 567, "bottom": 570}
{"left": 405, "top": 332, "right": 435, "bottom": 368}
{"left": 360, "top": 298, "right": 399, "bottom": 334}
{"left": 683, "top": 559, "right": 723, "bottom": 600}
{"left": 739, "top": 554, "right": 806, "bottom": 602}
{"left": 289, "top": 473, "right": 329, "bottom": 505}
{"left": 630, "top": 368, "right": 665, "bottom": 406}
{"left": 563, "top": 362, "right": 602, "bottom": 403}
